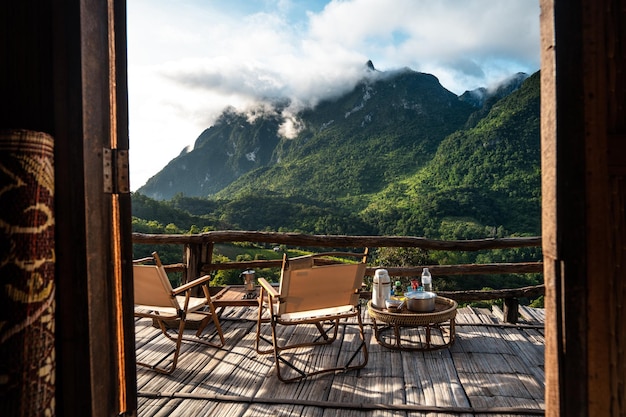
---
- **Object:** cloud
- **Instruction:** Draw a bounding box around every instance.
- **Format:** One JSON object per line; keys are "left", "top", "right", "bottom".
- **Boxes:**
{"left": 278, "top": 111, "right": 305, "bottom": 139}
{"left": 127, "top": 0, "right": 540, "bottom": 190}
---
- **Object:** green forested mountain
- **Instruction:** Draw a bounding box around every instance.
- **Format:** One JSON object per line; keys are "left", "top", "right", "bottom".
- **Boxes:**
{"left": 361, "top": 71, "right": 541, "bottom": 238}
{"left": 139, "top": 65, "right": 477, "bottom": 200}
{"left": 215, "top": 69, "right": 476, "bottom": 202}
{"left": 133, "top": 68, "right": 540, "bottom": 241}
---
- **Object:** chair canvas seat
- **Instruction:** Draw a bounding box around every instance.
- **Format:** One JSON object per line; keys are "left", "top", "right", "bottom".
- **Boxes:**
{"left": 255, "top": 250, "right": 369, "bottom": 383}
{"left": 278, "top": 304, "right": 354, "bottom": 321}
{"left": 137, "top": 295, "right": 208, "bottom": 318}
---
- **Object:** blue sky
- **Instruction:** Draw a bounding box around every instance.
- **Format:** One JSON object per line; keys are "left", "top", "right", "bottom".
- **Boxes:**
{"left": 127, "top": 0, "right": 540, "bottom": 190}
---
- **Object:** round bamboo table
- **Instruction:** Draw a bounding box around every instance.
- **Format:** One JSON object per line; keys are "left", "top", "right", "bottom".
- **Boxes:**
{"left": 368, "top": 296, "right": 457, "bottom": 351}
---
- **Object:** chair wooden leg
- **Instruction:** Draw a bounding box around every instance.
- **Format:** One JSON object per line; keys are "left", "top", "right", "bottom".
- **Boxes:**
{"left": 314, "top": 321, "right": 329, "bottom": 341}
{"left": 352, "top": 309, "right": 369, "bottom": 369}
{"left": 168, "top": 313, "right": 188, "bottom": 372}
{"left": 255, "top": 288, "right": 275, "bottom": 354}
{"left": 271, "top": 311, "right": 368, "bottom": 383}
{"left": 136, "top": 316, "right": 186, "bottom": 375}
{"left": 312, "top": 320, "right": 339, "bottom": 344}
{"left": 194, "top": 303, "right": 225, "bottom": 348}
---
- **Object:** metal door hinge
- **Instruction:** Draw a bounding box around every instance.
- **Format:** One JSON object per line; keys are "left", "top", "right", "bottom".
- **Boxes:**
{"left": 103, "top": 148, "right": 130, "bottom": 194}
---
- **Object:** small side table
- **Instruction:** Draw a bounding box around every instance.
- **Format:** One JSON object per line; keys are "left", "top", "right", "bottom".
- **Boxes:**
{"left": 211, "top": 285, "right": 260, "bottom": 308}
{"left": 182, "top": 285, "right": 259, "bottom": 327}
{"left": 368, "top": 296, "right": 457, "bottom": 351}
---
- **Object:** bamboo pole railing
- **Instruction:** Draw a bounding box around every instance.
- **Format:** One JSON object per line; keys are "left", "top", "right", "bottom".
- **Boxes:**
{"left": 132, "top": 231, "right": 544, "bottom": 323}
{"left": 133, "top": 230, "right": 540, "bottom": 250}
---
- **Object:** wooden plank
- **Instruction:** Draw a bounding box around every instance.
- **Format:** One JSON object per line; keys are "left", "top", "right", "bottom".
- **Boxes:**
{"left": 136, "top": 305, "right": 546, "bottom": 416}
{"left": 424, "top": 351, "right": 472, "bottom": 409}
{"left": 518, "top": 305, "right": 546, "bottom": 325}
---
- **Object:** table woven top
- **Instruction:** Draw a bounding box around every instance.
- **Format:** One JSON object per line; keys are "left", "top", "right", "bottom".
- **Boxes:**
{"left": 367, "top": 297, "right": 457, "bottom": 326}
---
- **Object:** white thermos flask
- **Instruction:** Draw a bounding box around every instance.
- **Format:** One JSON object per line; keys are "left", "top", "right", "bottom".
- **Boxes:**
{"left": 372, "top": 269, "right": 391, "bottom": 308}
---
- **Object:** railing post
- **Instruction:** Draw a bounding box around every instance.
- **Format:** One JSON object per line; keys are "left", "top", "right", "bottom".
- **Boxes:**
{"left": 185, "top": 241, "right": 214, "bottom": 280}
{"left": 503, "top": 297, "right": 519, "bottom": 323}
{"left": 184, "top": 243, "right": 199, "bottom": 282}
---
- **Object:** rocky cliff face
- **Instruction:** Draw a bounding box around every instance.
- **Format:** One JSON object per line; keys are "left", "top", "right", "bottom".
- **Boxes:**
{"left": 137, "top": 67, "right": 527, "bottom": 201}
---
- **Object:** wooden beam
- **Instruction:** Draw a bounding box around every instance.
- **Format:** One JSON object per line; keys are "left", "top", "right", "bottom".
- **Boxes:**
{"left": 133, "top": 231, "right": 541, "bottom": 251}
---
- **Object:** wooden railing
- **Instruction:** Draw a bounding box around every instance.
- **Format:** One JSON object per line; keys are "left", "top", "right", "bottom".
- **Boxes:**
{"left": 132, "top": 231, "right": 544, "bottom": 323}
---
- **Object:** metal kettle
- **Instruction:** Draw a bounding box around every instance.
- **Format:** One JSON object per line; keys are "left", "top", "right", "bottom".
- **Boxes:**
{"left": 240, "top": 269, "right": 256, "bottom": 292}
{"left": 372, "top": 269, "right": 391, "bottom": 309}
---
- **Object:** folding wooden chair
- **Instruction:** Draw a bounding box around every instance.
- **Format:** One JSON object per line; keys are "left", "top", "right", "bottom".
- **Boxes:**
{"left": 133, "top": 252, "right": 224, "bottom": 374}
{"left": 255, "top": 250, "right": 369, "bottom": 382}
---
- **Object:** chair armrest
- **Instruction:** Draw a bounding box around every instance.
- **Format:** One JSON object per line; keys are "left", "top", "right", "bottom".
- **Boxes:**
{"left": 173, "top": 274, "right": 213, "bottom": 295}
{"left": 132, "top": 256, "right": 154, "bottom": 265}
{"left": 258, "top": 278, "right": 279, "bottom": 299}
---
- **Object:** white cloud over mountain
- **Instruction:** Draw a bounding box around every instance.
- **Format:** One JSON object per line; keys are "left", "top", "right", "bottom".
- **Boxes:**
{"left": 127, "top": 0, "right": 540, "bottom": 190}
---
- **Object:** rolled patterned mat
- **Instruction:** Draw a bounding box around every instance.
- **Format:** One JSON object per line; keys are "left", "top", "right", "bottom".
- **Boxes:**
{"left": 0, "top": 130, "right": 55, "bottom": 417}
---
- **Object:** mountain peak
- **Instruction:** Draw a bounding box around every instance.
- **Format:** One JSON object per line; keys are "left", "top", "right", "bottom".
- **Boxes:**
{"left": 460, "top": 72, "right": 529, "bottom": 108}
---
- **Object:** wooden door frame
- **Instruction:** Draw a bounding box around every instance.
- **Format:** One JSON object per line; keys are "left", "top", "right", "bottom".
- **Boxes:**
{"left": 51, "top": 0, "right": 136, "bottom": 416}
{"left": 541, "top": 0, "right": 625, "bottom": 416}
{"left": 0, "top": 0, "right": 136, "bottom": 415}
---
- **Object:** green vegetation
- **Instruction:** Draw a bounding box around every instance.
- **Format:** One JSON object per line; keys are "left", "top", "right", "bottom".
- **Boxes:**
{"left": 131, "top": 71, "right": 543, "bottom": 303}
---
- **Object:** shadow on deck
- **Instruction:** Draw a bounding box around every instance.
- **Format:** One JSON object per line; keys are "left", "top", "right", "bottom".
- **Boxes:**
{"left": 135, "top": 304, "right": 545, "bottom": 417}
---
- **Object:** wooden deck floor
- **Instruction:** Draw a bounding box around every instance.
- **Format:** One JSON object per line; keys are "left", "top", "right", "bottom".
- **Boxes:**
{"left": 135, "top": 303, "right": 545, "bottom": 417}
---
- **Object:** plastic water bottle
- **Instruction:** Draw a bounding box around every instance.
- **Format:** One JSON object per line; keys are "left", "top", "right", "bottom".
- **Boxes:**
{"left": 421, "top": 268, "right": 432, "bottom": 292}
